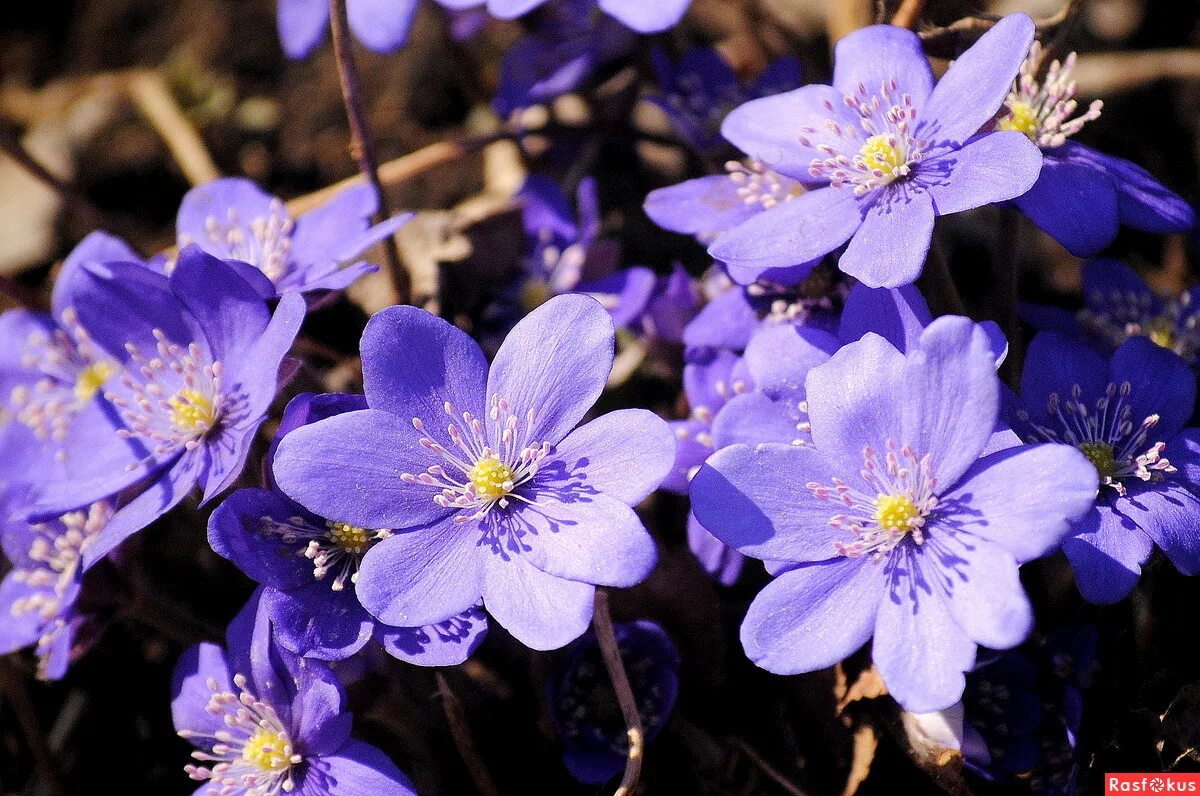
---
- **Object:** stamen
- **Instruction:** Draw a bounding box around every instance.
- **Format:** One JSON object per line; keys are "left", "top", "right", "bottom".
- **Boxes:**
{"left": 998, "top": 43, "right": 1102, "bottom": 148}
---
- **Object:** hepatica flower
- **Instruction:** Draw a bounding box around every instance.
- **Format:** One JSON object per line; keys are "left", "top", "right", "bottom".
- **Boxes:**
{"left": 209, "top": 392, "right": 488, "bottom": 664}
{"left": 691, "top": 318, "right": 1097, "bottom": 711}
{"left": 1010, "top": 332, "right": 1200, "bottom": 603}
{"left": 33, "top": 247, "right": 305, "bottom": 569}
{"left": 549, "top": 620, "right": 680, "bottom": 784}
{"left": 997, "top": 43, "right": 1194, "bottom": 256}
{"left": 477, "top": 0, "right": 690, "bottom": 33}
{"left": 0, "top": 490, "right": 111, "bottom": 680}
{"left": 277, "top": 0, "right": 464, "bottom": 58}
{"left": 705, "top": 15, "right": 1043, "bottom": 288}
{"left": 172, "top": 590, "right": 416, "bottom": 795}
{"left": 1023, "top": 258, "right": 1200, "bottom": 366}
{"left": 176, "top": 178, "right": 411, "bottom": 298}
{"left": 274, "top": 295, "right": 675, "bottom": 650}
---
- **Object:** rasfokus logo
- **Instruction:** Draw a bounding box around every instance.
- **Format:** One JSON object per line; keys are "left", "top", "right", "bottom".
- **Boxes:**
{"left": 1107, "top": 774, "right": 1200, "bottom": 793}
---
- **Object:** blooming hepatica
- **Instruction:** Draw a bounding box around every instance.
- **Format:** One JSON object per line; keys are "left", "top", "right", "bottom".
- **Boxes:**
{"left": 479, "top": 0, "right": 690, "bottom": 33}
{"left": 549, "top": 619, "right": 681, "bottom": 784}
{"left": 172, "top": 590, "right": 417, "bottom": 795}
{"left": 1009, "top": 332, "right": 1200, "bottom": 603}
{"left": 690, "top": 318, "right": 1097, "bottom": 711}
{"left": 273, "top": 295, "right": 675, "bottom": 650}
{"left": 703, "top": 15, "right": 1042, "bottom": 288}
{"left": 997, "top": 43, "right": 1194, "bottom": 256}
{"left": 32, "top": 247, "right": 305, "bottom": 569}
{"left": 176, "top": 177, "right": 411, "bottom": 298}
{"left": 210, "top": 392, "right": 488, "bottom": 664}
{"left": 277, "top": 0, "right": 449, "bottom": 58}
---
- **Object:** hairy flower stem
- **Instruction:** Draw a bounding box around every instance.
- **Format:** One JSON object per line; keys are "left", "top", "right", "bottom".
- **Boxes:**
{"left": 328, "top": 0, "right": 411, "bottom": 306}
{"left": 593, "top": 589, "right": 645, "bottom": 796}
{"left": 435, "top": 672, "right": 500, "bottom": 796}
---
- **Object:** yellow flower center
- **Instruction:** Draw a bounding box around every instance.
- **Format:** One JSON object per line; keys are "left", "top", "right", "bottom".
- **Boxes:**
{"left": 168, "top": 388, "right": 215, "bottom": 432}
{"left": 1146, "top": 317, "right": 1176, "bottom": 350}
{"left": 468, "top": 456, "right": 515, "bottom": 500}
{"left": 858, "top": 134, "right": 907, "bottom": 175}
{"left": 998, "top": 101, "right": 1039, "bottom": 139}
{"left": 73, "top": 361, "right": 116, "bottom": 402}
{"left": 241, "top": 728, "right": 291, "bottom": 772}
{"left": 328, "top": 521, "right": 371, "bottom": 553}
{"left": 873, "top": 493, "right": 920, "bottom": 532}
{"left": 1078, "top": 442, "right": 1117, "bottom": 479}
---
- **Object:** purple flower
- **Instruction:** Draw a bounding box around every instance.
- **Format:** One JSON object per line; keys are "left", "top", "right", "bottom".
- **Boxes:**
{"left": 997, "top": 44, "right": 1194, "bottom": 256}
{"left": 273, "top": 295, "right": 675, "bottom": 650}
{"left": 650, "top": 47, "right": 803, "bottom": 156}
{"left": 1010, "top": 332, "right": 1200, "bottom": 603}
{"left": 1022, "top": 258, "right": 1200, "bottom": 366}
{"left": 690, "top": 317, "right": 1098, "bottom": 711}
{"left": 209, "top": 392, "right": 488, "bottom": 664}
{"left": 549, "top": 619, "right": 680, "bottom": 784}
{"left": 703, "top": 16, "right": 1042, "bottom": 288}
{"left": 176, "top": 178, "right": 411, "bottom": 298}
{"left": 482, "top": 0, "right": 690, "bottom": 33}
{"left": 31, "top": 247, "right": 305, "bottom": 570}
{"left": 0, "top": 488, "right": 110, "bottom": 680}
{"left": 640, "top": 264, "right": 701, "bottom": 344}
{"left": 172, "top": 590, "right": 417, "bottom": 795}
{"left": 494, "top": 1, "right": 636, "bottom": 116}
{"left": 277, "top": 0, "right": 436, "bottom": 58}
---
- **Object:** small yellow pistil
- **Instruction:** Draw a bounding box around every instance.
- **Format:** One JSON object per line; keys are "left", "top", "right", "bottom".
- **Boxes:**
{"left": 858, "top": 135, "right": 907, "bottom": 175}
{"left": 328, "top": 521, "right": 371, "bottom": 553}
{"left": 168, "top": 389, "right": 215, "bottom": 431}
{"left": 1078, "top": 442, "right": 1118, "bottom": 479}
{"left": 873, "top": 493, "right": 920, "bottom": 532}
{"left": 468, "top": 456, "right": 515, "bottom": 500}
{"left": 998, "top": 100, "right": 1039, "bottom": 139}
{"left": 1145, "top": 317, "right": 1176, "bottom": 350}
{"left": 73, "top": 361, "right": 116, "bottom": 402}
{"left": 241, "top": 728, "right": 291, "bottom": 772}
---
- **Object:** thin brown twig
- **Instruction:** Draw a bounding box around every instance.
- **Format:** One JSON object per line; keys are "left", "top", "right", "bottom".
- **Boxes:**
{"left": 328, "top": 0, "right": 411, "bottom": 306}
{"left": 889, "top": 0, "right": 927, "bottom": 30}
{"left": 733, "top": 739, "right": 810, "bottom": 796}
{"left": 126, "top": 69, "right": 220, "bottom": 187}
{"left": 593, "top": 589, "right": 644, "bottom": 796}
{"left": 434, "top": 672, "right": 500, "bottom": 796}
{"left": 0, "top": 125, "right": 108, "bottom": 230}
{"left": 918, "top": 0, "right": 1082, "bottom": 54}
{"left": 0, "top": 655, "right": 67, "bottom": 795}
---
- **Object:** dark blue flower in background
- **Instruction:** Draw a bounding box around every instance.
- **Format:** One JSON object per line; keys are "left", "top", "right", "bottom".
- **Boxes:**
{"left": 549, "top": 619, "right": 681, "bottom": 784}
{"left": 209, "top": 391, "right": 488, "bottom": 665}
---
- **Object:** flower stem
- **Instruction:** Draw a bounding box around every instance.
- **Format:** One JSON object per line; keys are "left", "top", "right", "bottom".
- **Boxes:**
{"left": 126, "top": 69, "right": 220, "bottom": 187}
{"left": 327, "top": 0, "right": 411, "bottom": 306}
{"left": 889, "top": 0, "right": 927, "bottom": 29}
{"left": 435, "top": 671, "right": 500, "bottom": 796}
{"left": 593, "top": 589, "right": 644, "bottom": 796}
{"left": 996, "top": 210, "right": 1025, "bottom": 387}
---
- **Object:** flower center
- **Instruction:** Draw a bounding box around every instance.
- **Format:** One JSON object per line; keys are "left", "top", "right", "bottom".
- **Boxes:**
{"left": 180, "top": 673, "right": 301, "bottom": 794}
{"left": 726, "top": 159, "right": 804, "bottom": 211}
{"left": 73, "top": 361, "right": 116, "bottom": 402}
{"left": 1017, "top": 382, "right": 1173, "bottom": 495}
{"left": 241, "top": 728, "right": 293, "bottom": 773}
{"left": 168, "top": 388, "right": 216, "bottom": 432}
{"left": 401, "top": 395, "right": 551, "bottom": 523}
{"left": 468, "top": 456, "right": 515, "bottom": 500}
{"left": 808, "top": 442, "right": 938, "bottom": 560}
{"left": 873, "top": 493, "right": 921, "bottom": 532}
{"left": 804, "top": 78, "right": 922, "bottom": 196}
{"left": 1000, "top": 43, "right": 1102, "bottom": 149}
{"left": 259, "top": 514, "right": 391, "bottom": 591}
{"left": 327, "top": 521, "right": 371, "bottom": 552}
{"left": 1077, "top": 288, "right": 1200, "bottom": 365}
{"left": 182, "top": 200, "right": 295, "bottom": 283}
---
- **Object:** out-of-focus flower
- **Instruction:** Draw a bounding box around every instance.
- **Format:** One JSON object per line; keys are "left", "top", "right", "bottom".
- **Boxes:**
{"left": 549, "top": 619, "right": 681, "bottom": 784}
{"left": 273, "top": 296, "right": 674, "bottom": 650}
{"left": 691, "top": 318, "right": 1097, "bottom": 711}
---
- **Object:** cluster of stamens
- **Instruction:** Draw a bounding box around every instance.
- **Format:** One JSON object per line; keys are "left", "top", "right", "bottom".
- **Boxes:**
{"left": 401, "top": 396, "right": 551, "bottom": 522}
{"left": 105, "top": 329, "right": 223, "bottom": 467}
{"left": 8, "top": 308, "right": 117, "bottom": 447}
{"left": 259, "top": 515, "right": 392, "bottom": 592}
{"left": 9, "top": 503, "right": 111, "bottom": 679}
{"left": 181, "top": 201, "right": 296, "bottom": 283}
{"left": 998, "top": 43, "right": 1102, "bottom": 149}
{"left": 1077, "top": 287, "right": 1200, "bottom": 364}
{"left": 179, "top": 673, "right": 302, "bottom": 795}
{"left": 807, "top": 442, "right": 939, "bottom": 560}
{"left": 805, "top": 79, "right": 922, "bottom": 196}
{"left": 1017, "top": 382, "right": 1173, "bottom": 495}
{"left": 725, "top": 160, "right": 804, "bottom": 210}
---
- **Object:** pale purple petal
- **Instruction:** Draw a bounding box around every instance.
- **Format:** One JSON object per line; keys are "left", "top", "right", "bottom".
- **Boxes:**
{"left": 262, "top": 584, "right": 375, "bottom": 661}
{"left": 838, "top": 189, "right": 933, "bottom": 288}
{"left": 347, "top": 0, "right": 419, "bottom": 52}
{"left": 928, "top": 530, "right": 1032, "bottom": 649}
{"left": 1013, "top": 151, "right": 1119, "bottom": 257}
{"left": 1111, "top": 483, "right": 1200, "bottom": 578}
{"left": 712, "top": 392, "right": 807, "bottom": 448}
{"left": 922, "top": 132, "right": 1042, "bottom": 216}
{"left": 278, "top": 0, "right": 330, "bottom": 58}
{"left": 206, "top": 488, "right": 314, "bottom": 589}
{"left": 832, "top": 25, "right": 934, "bottom": 106}
{"left": 687, "top": 513, "right": 744, "bottom": 585}
{"left": 597, "top": 0, "right": 689, "bottom": 32}
{"left": 742, "top": 324, "right": 837, "bottom": 397}
{"left": 481, "top": 557, "right": 594, "bottom": 650}
{"left": 838, "top": 283, "right": 931, "bottom": 351}
{"left": 551, "top": 409, "right": 676, "bottom": 505}
{"left": 644, "top": 176, "right": 765, "bottom": 236}
{"left": 300, "top": 739, "right": 417, "bottom": 796}
{"left": 1063, "top": 506, "right": 1153, "bottom": 604}
{"left": 171, "top": 641, "right": 233, "bottom": 737}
